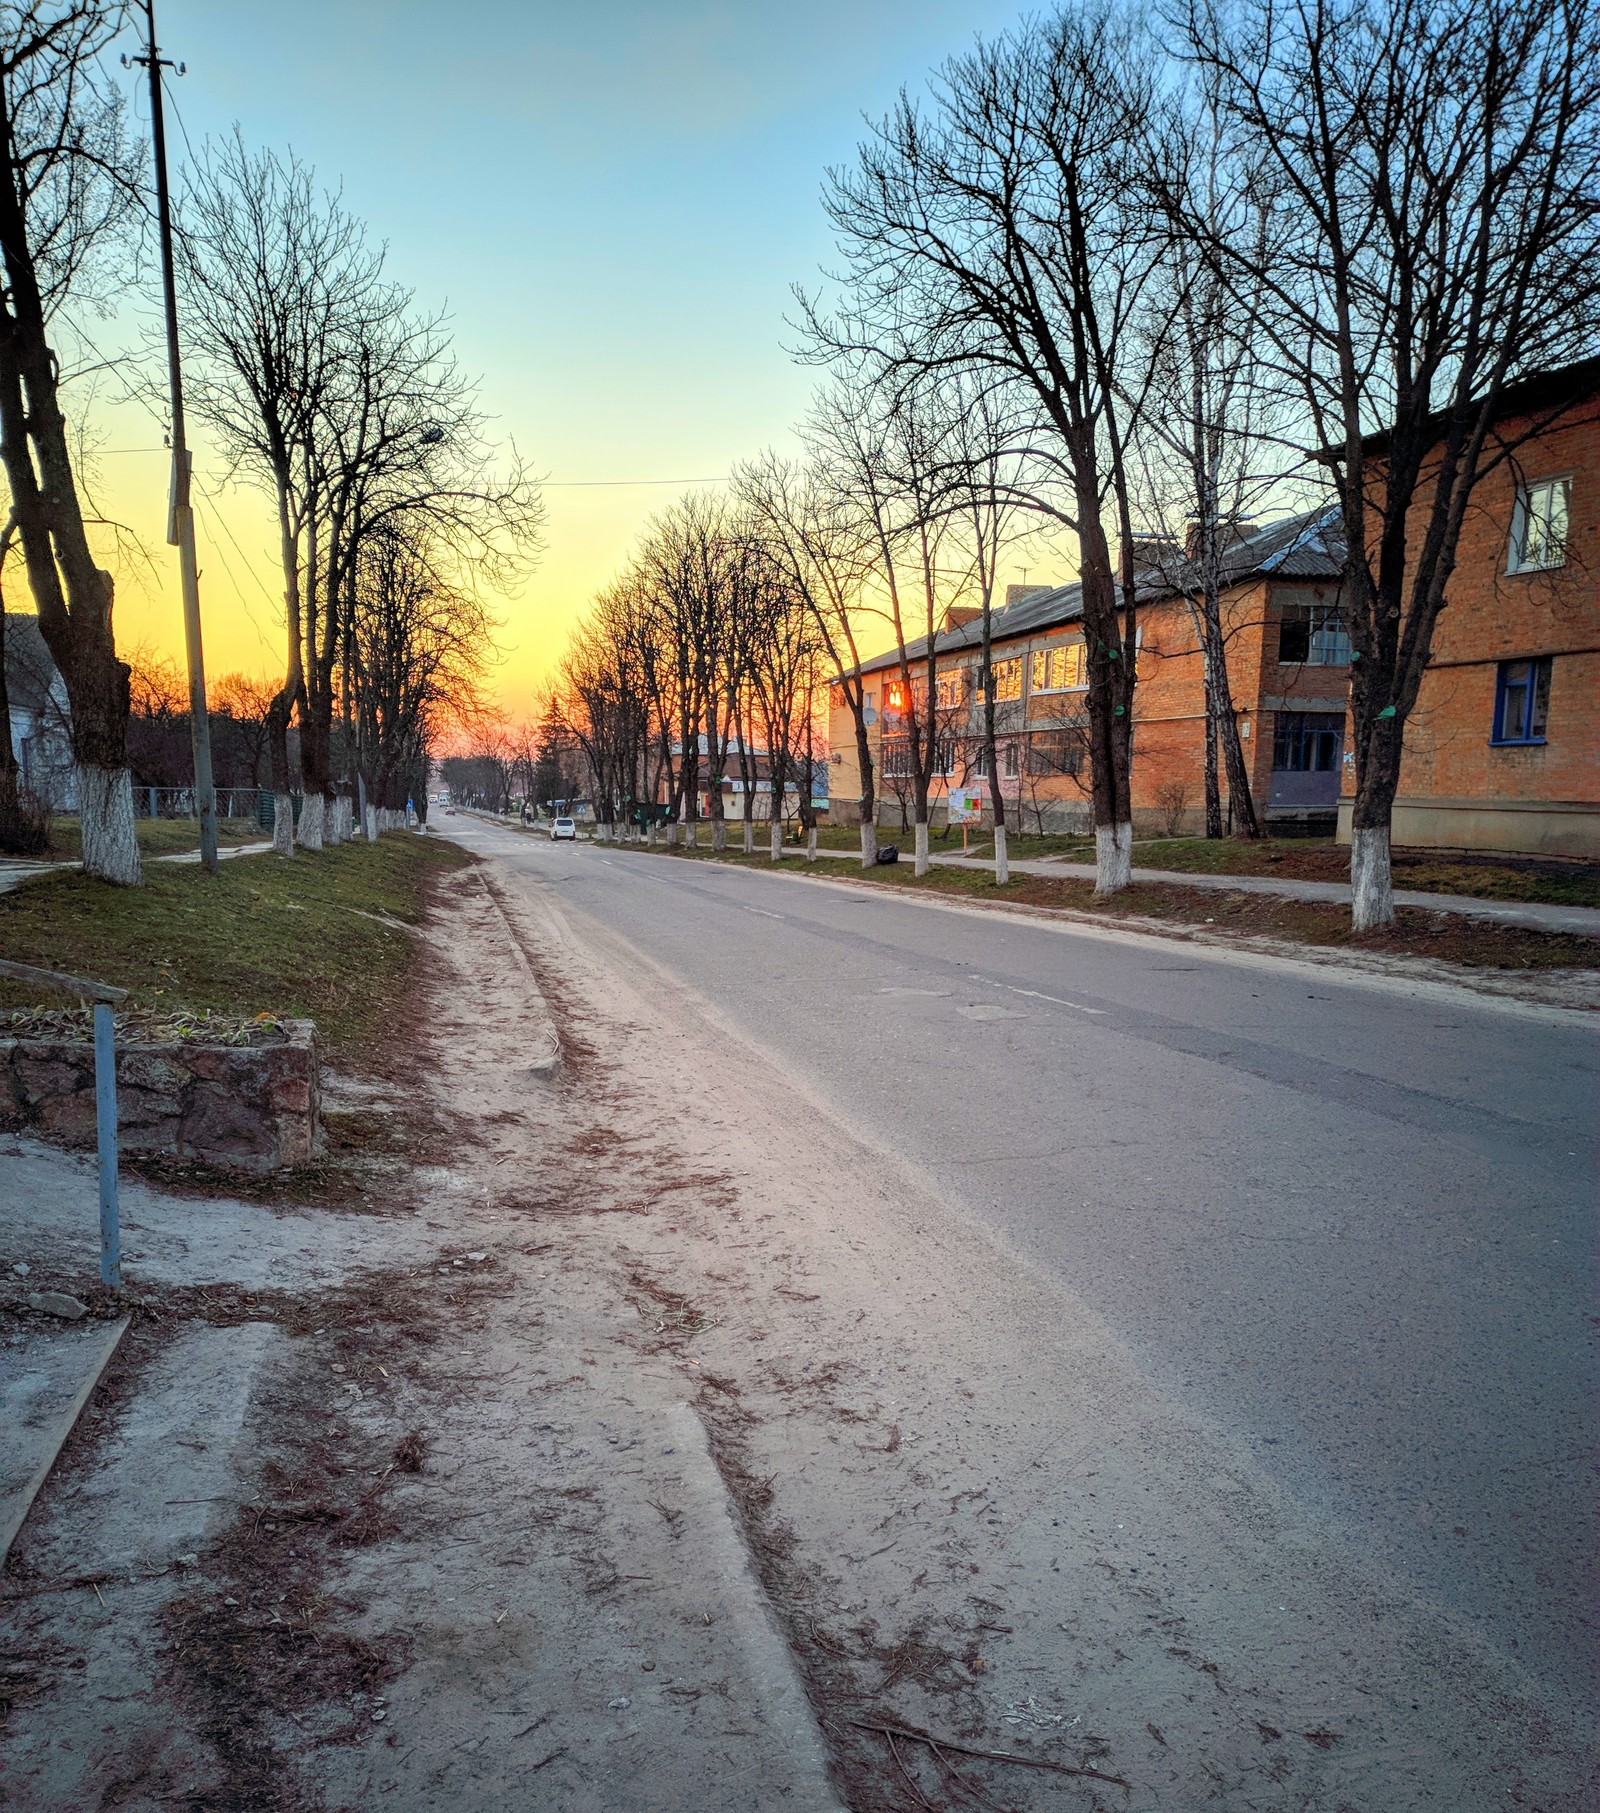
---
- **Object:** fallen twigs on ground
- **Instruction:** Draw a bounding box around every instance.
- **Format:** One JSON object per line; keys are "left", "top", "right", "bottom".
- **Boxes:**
{"left": 850, "top": 1716, "right": 1132, "bottom": 1792}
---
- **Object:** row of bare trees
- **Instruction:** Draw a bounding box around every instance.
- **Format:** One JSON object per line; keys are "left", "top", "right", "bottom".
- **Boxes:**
{"left": 793, "top": 0, "right": 1599, "bottom": 925}
{"left": 0, "top": 3, "right": 538, "bottom": 874}
{"left": 542, "top": 494, "right": 826, "bottom": 858}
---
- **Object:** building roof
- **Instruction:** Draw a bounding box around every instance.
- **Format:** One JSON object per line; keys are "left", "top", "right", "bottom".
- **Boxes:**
{"left": 1351, "top": 352, "right": 1600, "bottom": 459}
{"left": 842, "top": 505, "right": 1345, "bottom": 681}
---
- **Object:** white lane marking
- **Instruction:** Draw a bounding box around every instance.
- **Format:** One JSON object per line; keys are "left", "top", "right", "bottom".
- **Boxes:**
{"left": 956, "top": 1004, "right": 1028, "bottom": 1021}
{"left": 980, "top": 979, "right": 1107, "bottom": 1015}
{"left": 742, "top": 905, "right": 784, "bottom": 920}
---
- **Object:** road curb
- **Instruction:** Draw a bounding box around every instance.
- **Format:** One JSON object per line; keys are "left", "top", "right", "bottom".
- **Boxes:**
{"left": 1, "top": 1313, "right": 131, "bottom": 1569}
{"left": 666, "top": 1401, "right": 848, "bottom": 1811}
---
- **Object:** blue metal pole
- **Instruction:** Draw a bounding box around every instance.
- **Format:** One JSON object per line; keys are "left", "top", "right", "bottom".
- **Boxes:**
{"left": 93, "top": 1002, "right": 120, "bottom": 1290}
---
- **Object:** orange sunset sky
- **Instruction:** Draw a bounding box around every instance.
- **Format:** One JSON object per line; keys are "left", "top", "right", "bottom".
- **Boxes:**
{"left": 74, "top": 0, "right": 1063, "bottom": 727}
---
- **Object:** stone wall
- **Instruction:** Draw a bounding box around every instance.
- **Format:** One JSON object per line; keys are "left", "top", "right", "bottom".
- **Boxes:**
{"left": 0, "top": 1020, "right": 320, "bottom": 1173}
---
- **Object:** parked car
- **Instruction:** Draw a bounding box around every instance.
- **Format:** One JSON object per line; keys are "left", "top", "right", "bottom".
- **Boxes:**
{"left": 444, "top": 805, "right": 457, "bottom": 816}
{"left": 551, "top": 816, "right": 577, "bottom": 840}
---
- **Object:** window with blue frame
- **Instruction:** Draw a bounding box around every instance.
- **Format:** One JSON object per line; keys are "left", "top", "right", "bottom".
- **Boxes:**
{"left": 1272, "top": 710, "right": 1344, "bottom": 772}
{"left": 1492, "top": 656, "right": 1551, "bottom": 745}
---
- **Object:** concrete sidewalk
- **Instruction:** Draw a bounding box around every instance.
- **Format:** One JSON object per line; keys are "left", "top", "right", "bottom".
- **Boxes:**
{"left": 796, "top": 842, "right": 1600, "bottom": 937}
{"left": 0, "top": 839, "right": 274, "bottom": 897}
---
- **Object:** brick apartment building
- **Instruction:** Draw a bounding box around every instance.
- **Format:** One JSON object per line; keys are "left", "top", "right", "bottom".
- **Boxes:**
{"left": 1335, "top": 357, "right": 1600, "bottom": 859}
{"left": 828, "top": 507, "right": 1353, "bottom": 835}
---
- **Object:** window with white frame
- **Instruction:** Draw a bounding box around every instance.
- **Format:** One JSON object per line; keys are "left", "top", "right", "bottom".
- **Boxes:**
{"left": 934, "top": 669, "right": 967, "bottom": 710}
{"left": 1509, "top": 476, "right": 1571, "bottom": 573}
{"left": 989, "top": 657, "right": 1023, "bottom": 701}
{"left": 1029, "top": 643, "right": 1087, "bottom": 693}
{"left": 1002, "top": 740, "right": 1019, "bottom": 778}
{"left": 1277, "top": 588, "right": 1351, "bottom": 666}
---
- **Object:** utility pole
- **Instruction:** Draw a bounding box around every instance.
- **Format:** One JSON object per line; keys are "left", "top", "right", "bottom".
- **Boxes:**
{"left": 131, "top": 1, "right": 217, "bottom": 872}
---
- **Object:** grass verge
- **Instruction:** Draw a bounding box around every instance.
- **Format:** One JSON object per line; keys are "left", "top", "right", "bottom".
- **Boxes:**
{"left": 614, "top": 842, "right": 1600, "bottom": 973}
{"left": 0, "top": 832, "right": 471, "bottom": 1059}
{"left": 45, "top": 816, "right": 265, "bottom": 862}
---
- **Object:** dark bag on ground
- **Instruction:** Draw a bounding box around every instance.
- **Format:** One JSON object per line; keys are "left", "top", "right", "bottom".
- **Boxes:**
{"left": 876, "top": 844, "right": 900, "bottom": 865}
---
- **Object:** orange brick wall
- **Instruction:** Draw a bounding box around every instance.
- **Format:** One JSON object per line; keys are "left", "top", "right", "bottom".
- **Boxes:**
{"left": 1338, "top": 397, "right": 1600, "bottom": 856}
{"left": 827, "top": 577, "right": 1354, "bottom": 833}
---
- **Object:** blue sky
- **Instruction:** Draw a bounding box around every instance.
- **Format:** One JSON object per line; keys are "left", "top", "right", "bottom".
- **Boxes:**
{"left": 110, "top": 0, "right": 1039, "bottom": 705}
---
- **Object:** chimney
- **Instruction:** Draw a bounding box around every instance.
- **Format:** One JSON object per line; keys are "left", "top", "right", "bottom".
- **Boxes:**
{"left": 941, "top": 604, "right": 982, "bottom": 633}
{"left": 1120, "top": 533, "right": 1182, "bottom": 581}
{"left": 1184, "top": 518, "right": 1256, "bottom": 561}
{"left": 1006, "top": 583, "right": 1050, "bottom": 607}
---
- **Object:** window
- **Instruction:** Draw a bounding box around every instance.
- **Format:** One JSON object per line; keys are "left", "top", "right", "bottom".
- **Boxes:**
{"left": 933, "top": 738, "right": 957, "bottom": 777}
{"left": 1509, "top": 477, "right": 1570, "bottom": 573}
{"left": 1027, "top": 729, "right": 1084, "bottom": 777}
{"left": 1492, "top": 656, "right": 1551, "bottom": 744}
{"left": 1277, "top": 590, "right": 1351, "bottom": 666}
{"left": 881, "top": 739, "right": 914, "bottom": 777}
{"left": 1272, "top": 711, "right": 1344, "bottom": 772}
{"left": 935, "top": 670, "right": 967, "bottom": 710}
{"left": 990, "top": 657, "right": 1023, "bottom": 701}
{"left": 1028, "top": 643, "right": 1088, "bottom": 693}
{"left": 973, "top": 743, "right": 988, "bottom": 779}
{"left": 1002, "top": 740, "right": 1019, "bottom": 778}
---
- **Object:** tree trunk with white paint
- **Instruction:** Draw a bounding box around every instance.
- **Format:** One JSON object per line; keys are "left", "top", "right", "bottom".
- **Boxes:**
{"left": 913, "top": 821, "right": 930, "bottom": 876}
{"left": 297, "top": 790, "right": 325, "bottom": 851}
{"left": 770, "top": 817, "right": 783, "bottom": 861}
{"left": 807, "top": 826, "right": 817, "bottom": 863}
{"left": 859, "top": 818, "right": 877, "bottom": 868}
{"left": 273, "top": 795, "right": 295, "bottom": 856}
{"left": 1094, "top": 822, "right": 1133, "bottom": 896}
{"left": 993, "top": 821, "right": 1009, "bottom": 887}
{"left": 712, "top": 817, "right": 727, "bottom": 852}
{"left": 743, "top": 820, "right": 754, "bottom": 854}
{"left": 77, "top": 767, "right": 141, "bottom": 886}
{"left": 1350, "top": 825, "right": 1394, "bottom": 932}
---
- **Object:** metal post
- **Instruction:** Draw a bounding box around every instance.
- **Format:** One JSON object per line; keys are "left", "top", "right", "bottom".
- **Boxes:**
{"left": 93, "top": 1002, "right": 121, "bottom": 1290}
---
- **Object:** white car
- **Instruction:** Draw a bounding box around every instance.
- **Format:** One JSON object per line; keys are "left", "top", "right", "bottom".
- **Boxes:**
{"left": 550, "top": 816, "right": 577, "bottom": 841}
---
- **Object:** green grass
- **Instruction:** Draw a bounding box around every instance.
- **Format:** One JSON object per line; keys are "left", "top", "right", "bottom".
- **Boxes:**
{"left": 0, "top": 833, "right": 470, "bottom": 1059}
{"left": 45, "top": 816, "right": 264, "bottom": 862}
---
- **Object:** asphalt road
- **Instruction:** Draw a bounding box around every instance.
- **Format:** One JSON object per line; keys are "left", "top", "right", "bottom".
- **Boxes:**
{"left": 446, "top": 819, "right": 1599, "bottom": 1720}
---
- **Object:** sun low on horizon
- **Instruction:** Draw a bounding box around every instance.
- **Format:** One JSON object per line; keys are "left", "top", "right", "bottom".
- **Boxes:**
{"left": 78, "top": 0, "right": 1042, "bottom": 726}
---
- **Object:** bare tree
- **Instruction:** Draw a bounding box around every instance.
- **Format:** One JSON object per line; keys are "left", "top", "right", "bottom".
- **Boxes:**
{"left": 1177, "top": 0, "right": 1600, "bottom": 926}
{"left": 734, "top": 450, "right": 880, "bottom": 864}
{"left": 805, "top": 375, "right": 954, "bottom": 875}
{"left": 0, "top": 2, "right": 142, "bottom": 880}
{"left": 805, "top": 4, "right": 1162, "bottom": 895}
{"left": 179, "top": 135, "right": 378, "bottom": 854}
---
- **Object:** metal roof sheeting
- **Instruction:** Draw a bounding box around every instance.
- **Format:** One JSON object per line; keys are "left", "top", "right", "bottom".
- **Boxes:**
{"left": 846, "top": 504, "right": 1345, "bottom": 679}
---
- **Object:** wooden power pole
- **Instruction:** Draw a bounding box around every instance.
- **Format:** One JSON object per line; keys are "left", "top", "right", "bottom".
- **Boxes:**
{"left": 132, "top": 1, "right": 217, "bottom": 872}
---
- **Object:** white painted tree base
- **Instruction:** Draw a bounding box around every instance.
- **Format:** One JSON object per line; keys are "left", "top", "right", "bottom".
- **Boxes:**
{"left": 914, "top": 821, "right": 930, "bottom": 877}
{"left": 743, "top": 822, "right": 754, "bottom": 854}
{"left": 806, "top": 826, "right": 817, "bottom": 863}
{"left": 1094, "top": 821, "right": 1133, "bottom": 896}
{"left": 770, "top": 820, "right": 783, "bottom": 861}
{"left": 77, "top": 766, "right": 141, "bottom": 885}
{"left": 297, "top": 793, "right": 325, "bottom": 851}
{"left": 860, "top": 822, "right": 878, "bottom": 869}
{"left": 1350, "top": 825, "right": 1396, "bottom": 930}
{"left": 993, "top": 823, "right": 1009, "bottom": 886}
{"left": 273, "top": 795, "right": 296, "bottom": 856}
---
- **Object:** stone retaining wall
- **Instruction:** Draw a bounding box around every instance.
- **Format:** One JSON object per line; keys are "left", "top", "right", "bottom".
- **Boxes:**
{"left": 0, "top": 1020, "right": 320, "bottom": 1173}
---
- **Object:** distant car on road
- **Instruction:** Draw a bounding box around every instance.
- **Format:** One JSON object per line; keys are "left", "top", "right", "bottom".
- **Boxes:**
{"left": 444, "top": 805, "right": 457, "bottom": 816}
{"left": 550, "top": 816, "right": 577, "bottom": 840}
